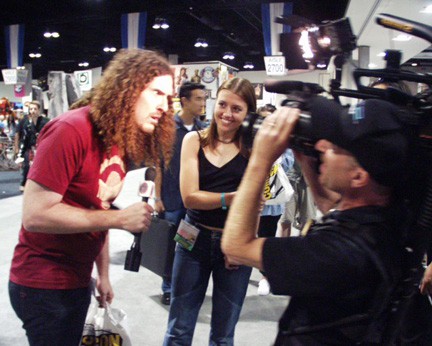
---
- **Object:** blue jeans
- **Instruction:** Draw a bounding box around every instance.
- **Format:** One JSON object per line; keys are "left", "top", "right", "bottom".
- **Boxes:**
{"left": 163, "top": 221, "right": 252, "bottom": 346}
{"left": 161, "top": 208, "right": 186, "bottom": 294}
{"left": 9, "top": 281, "right": 91, "bottom": 346}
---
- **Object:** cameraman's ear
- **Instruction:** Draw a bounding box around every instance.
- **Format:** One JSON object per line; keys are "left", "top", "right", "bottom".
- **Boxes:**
{"left": 351, "top": 167, "right": 369, "bottom": 188}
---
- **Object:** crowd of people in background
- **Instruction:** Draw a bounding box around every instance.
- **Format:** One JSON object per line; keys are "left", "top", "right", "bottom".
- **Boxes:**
{"left": 5, "top": 47, "right": 432, "bottom": 346}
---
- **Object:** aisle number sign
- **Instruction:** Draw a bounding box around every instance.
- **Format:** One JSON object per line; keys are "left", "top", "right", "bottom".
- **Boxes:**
{"left": 264, "top": 56, "right": 286, "bottom": 76}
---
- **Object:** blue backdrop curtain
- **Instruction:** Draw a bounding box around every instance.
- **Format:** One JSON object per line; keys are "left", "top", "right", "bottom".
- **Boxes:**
{"left": 4, "top": 24, "right": 25, "bottom": 68}
{"left": 261, "top": 3, "right": 292, "bottom": 56}
{"left": 121, "top": 12, "right": 147, "bottom": 49}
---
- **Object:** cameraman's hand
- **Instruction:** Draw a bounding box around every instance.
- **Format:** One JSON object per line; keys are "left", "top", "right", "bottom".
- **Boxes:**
{"left": 420, "top": 262, "right": 432, "bottom": 295}
{"left": 119, "top": 202, "right": 153, "bottom": 233}
{"left": 252, "top": 107, "right": 300, "bottom": 165}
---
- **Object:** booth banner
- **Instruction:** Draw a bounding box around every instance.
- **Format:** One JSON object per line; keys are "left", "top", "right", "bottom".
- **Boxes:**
{"left": 14, "top": 84, "right": 25, "bottom": 97}
{"left": 261, "top": 2, "right": 292, "bottom": 56}
{"left": 4, "top": 24, "right": 25, "bottom": 68}
{"left": 1, "top": 68, "right": 28, "bottom": 85}
{"left": 121, "top": 12, "right": 147, "bottom": 49}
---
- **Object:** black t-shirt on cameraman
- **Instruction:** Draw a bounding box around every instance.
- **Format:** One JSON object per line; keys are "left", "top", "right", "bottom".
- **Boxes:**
{"left": 263, "top": 206, "right": 404, "bottom": 345}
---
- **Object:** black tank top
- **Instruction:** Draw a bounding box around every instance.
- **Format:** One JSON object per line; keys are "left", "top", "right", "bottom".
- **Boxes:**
{"left": 187, "top": 146, "right": 248, "bottom": 228}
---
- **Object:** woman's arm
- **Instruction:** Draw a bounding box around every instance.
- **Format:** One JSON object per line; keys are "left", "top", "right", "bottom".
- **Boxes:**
{"left": 180, "top": 132, "right": 235, "bottom": 210}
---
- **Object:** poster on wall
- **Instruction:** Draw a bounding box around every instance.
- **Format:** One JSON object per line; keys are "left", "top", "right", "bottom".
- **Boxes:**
{"left": 174, "top": 66, "right": 189, "bottom": 97}
{"left": 14, "top": 84, "right": 25, "bottom": 97}
{"left": 74, "top": 70, "right": 92, "bottom": 91}
{"left": 200, "top": 66, "right": 216, "bottom": 84}
{"left": 252, "top": 83, "right": 263, "bottom": 100}
{"left": 190, "top": 69, "right": 201, "bottom": 83}
{"left": 47, "top": 72, "right": 81, "bottom": 118}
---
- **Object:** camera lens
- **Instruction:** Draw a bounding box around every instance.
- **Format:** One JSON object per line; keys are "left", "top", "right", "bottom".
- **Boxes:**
{"left": 241, "top": 110, "right": 317, "bottom": 156}
{"left": 241, "top": 112, "right": 265, "bottom": 148}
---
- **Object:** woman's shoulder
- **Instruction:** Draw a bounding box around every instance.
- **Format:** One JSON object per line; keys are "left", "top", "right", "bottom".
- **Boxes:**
{"left": 183, "top": 130, "right": 202, "bottom": 151}
{"left": 184, "top": 130, "right": 199, "bottom": 141}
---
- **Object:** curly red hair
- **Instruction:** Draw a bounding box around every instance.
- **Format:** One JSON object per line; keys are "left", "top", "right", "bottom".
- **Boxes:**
{"left": 89, "top": 49, "right": 175, "bottom": 167}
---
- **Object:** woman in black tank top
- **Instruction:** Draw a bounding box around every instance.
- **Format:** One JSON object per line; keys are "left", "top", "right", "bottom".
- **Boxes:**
{"left": 164, "top": 78, "right": 257, "bottom": 346}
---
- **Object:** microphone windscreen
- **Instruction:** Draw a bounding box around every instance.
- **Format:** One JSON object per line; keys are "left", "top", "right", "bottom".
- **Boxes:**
{"left": 264, "top": 80, "right": 304, "bottom": 94}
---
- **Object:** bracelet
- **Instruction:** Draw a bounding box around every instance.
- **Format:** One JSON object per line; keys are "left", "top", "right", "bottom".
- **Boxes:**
{"left": 221, "top": 192, "right": 228, "bottom": 210}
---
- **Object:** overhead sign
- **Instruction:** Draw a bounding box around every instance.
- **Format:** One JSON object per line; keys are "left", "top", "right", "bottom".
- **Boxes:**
{"left": 264, "top": 56, "right": 286, "bottom": 76}
{"left": 1, "top": 69, "right": 28, "bottom": 85}
{"left": 74, "top": 70, "right": 92, "bottom": 91}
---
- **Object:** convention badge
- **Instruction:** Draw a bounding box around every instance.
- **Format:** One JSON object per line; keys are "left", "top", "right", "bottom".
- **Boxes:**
{"left": 174, "top": 219, "right": 200, "bottom": 251}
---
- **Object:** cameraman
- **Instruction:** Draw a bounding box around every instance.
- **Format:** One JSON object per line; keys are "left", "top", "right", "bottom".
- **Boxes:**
{"left": 222, "top": 97, "right": 409, "bottom": 345}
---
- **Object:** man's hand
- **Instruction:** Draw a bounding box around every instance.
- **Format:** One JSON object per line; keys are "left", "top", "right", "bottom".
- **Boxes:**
{"left": 96, "top": 276, "right": 114, "bottom": 308}
{"left": 420, "top": 262, "right": 432, "bottom": 296}
{"left": 251, "top": 107, "right": 300, "bottom": 167}
{"left": 119, "top": 202, "right": 153, "bottom": 233}
{"left": 224, "top": 255, "right": 240, "bottom": 270}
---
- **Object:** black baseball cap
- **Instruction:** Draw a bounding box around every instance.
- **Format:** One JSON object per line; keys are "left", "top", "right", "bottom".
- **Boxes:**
{"left": 308, "top": 97, "right": 409, "bottom": 187}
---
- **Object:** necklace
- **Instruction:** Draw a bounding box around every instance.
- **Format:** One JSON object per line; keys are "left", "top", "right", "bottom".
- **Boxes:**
{"left": 216, "top": 137, "right": 235, "bottom": 144}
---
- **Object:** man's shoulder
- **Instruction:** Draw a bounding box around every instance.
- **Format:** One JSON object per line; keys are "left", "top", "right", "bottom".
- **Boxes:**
{"left": 40, "top": 106, "right": 93, "bottom": 138}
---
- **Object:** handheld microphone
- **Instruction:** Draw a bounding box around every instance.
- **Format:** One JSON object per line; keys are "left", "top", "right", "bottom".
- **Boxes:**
{"left": 124, "top": 167, "right": 156, "bottom": 272}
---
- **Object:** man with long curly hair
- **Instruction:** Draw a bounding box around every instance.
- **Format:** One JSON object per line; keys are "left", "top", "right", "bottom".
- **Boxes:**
{"left": 8, "top": 49, "right": 176, "bottom": 346}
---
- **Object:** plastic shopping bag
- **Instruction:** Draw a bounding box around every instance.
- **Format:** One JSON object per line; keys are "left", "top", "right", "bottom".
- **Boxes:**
{"left": 263, "top": 157, "right": 294, "bottom": 205}
{"left": 80, "top": 299, "right": 132, "bottom": 346}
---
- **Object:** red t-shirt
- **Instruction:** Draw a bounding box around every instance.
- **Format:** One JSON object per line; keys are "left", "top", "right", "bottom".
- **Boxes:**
{"left": 10, "top": 106, "right": 127, "bottom": 289}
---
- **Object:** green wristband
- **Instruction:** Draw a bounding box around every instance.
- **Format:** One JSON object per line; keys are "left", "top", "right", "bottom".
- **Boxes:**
{"left": 221, "top": 192, "right": 228, "bottom": 210}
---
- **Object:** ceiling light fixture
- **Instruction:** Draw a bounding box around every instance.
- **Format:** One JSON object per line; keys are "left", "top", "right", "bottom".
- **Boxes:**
{"left": 103, "top": 47, "right": 117, "bottom": 52}
{"left": 194, "top": 38, "right": 208, "bottom": 48}
{"left": 243, "top": 62, "right": 254, "bottom": 69}
{"left": 160, "top": 19, "right": 169, "bottom": 29}
{"left": 44, "top": 31, "right": 60, "bottom": 38}
{"left": 316, "top": 62, "right": 328, "bottom": 69}
{"left": 29, "top": 53, "right": 42, "bottom": 58}
{"left": 153, "top": 17, "right": 169, "bottom": 30}
{"left": 223, "top": 52, "right": 235, "bottom": 60}
{"left": 78, "top": 62, "right": 89, "bottom": 67}
{"left": 152, "top": 18, "right": 161, "bottom": 29}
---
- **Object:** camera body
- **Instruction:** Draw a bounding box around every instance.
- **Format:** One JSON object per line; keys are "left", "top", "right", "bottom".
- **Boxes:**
{"left": 243, "top": 99, "right": 317, "bottom": 156}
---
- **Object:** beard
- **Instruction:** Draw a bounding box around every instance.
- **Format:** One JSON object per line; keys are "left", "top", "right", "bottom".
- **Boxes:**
{"left": 124, "top": 112, "right": 175, "bottom": 168}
